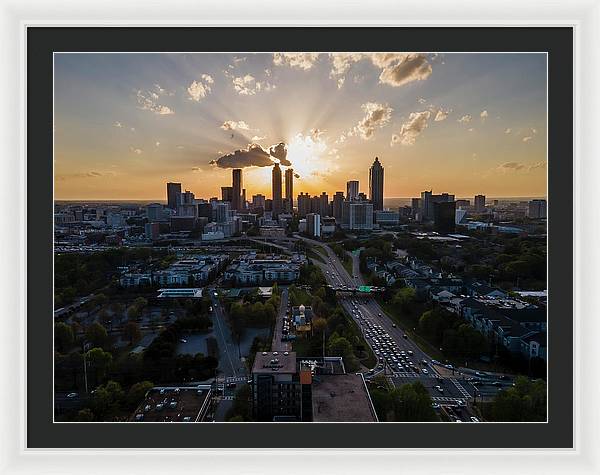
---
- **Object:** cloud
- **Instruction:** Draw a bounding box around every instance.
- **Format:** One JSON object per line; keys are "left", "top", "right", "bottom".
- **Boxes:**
{"left": 273, "top": 53, "right": 319, "bottom": 70}
{"left": 328, "top": 53, "right": 432, "bottom": 89}
{"left": 329, "top": 53, "right": 364, "bottom": 88}
{"left": 187, "top": 75, "right": 214, "bottom": 102}
{"left": 251, "top": 135, "right": 266, "bottom": 141}
{"left": 498, "top": 161, "right": 526, "bottom": 171}
{"left": 522, "top": 136, "right": 533, "bottom": 142}
{"left": 458, "top": 115, "right": 472, "bottom": 123}
{"left": 136, "top": 89, "right": 174, "bottom": 115}
{"left": 113, "top": 121, "right": 123, "bottom": 128}
{"left": 232, "top": 74, "right": 275, "bottom": 95}
{"left": 434, "top": 108, "right": 451, "bottom": 121}
{"left": 418, "top": 98, "right": 427, "bottom": 104}
{"left": 480, "top": 110, "right": 489, "bottom": 120}
{"left": 504, "top": 128, "right": 512, "bottom": 134}
{"left": 374, "top": 53, "right": 433, "bottom": 88}
{"left": 221, "top": 120, "right": 250, "bottom": 131}
{"left": 310, "top": 128, "right": 326, "bottom": 140}
{"left": 390, "top": 110, "right": 431, "bottom": 146}
{"left": 129, "top": 147, "right": 143, "bottom": 154}
{"left": 529, "top": 161, "right": 546, "bottom": 171}
{"left": 468, "top": 128, "right": 475, "bottom": 132}
{"left": 269, "top": 142, "right": 291, "bottom": 166}
{"left": 155, "top": 141, "right": 160, "bottom": 147}
{"left": 209, "top": 142, "right": 290, "bottom": 169}
{"left": 349, "top": 102, "right": 393, "bottom": 140}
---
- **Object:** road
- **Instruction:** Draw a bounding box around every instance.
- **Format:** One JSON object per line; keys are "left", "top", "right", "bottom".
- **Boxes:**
{"left": 271, "top": 288, "right": 291, "bottom": 351}
{"left": 295, "top": 235, "right": 484, "bottom": 419}
{"left": 208, "top": 287, "right": 246, "bottom": 379}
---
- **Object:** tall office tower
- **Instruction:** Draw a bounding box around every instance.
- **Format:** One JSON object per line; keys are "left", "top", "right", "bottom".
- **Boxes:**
{"left": 297, "top": 192, "right": 311, "bottom": 218}
{"left": 306, "top": 213, "right": 321, "bottom": 238}
{"left": 346, "top": 180, "right": 359, "bottom": 201}
{"left": 242, "top": 189, "right": 246, "bottom": 210}
{"left": 285, "top": 168, "right": 294, "bottom": 210}
{"left": 252, "top": 194, "right": 266, "bottom": 209}
{"left": 319, "top": 192, "right": 329, "bottom": 217}
{"left": 310, "top": 195, "right": 321, "bottom": 214}
{"left": 474, "top": 194, "right": 486, "bottom": 213}
{"left": 146, "top": 203, "right": 164, "bottom": 222}
{"left": 197, "top": 203, "right": 213, "bottom": 219}
{"left": 221, "top": 186, "right": 233, "bottom": 202}
{"left": 232, "top": 168, "right": 243, "bottom": 211}
{"left": 369, "top": 156, "right": 384, "bottom": 211}
{"left": 420, "top": 190, "right": 455, "bottom": 221}
{"left": 341, "top": 200, "right": 374, "bottom": 230}
{"left": 181, "top": 190, "right": 195, "bottom": 204}
{"left": 215, "top": 202, "right": 231, "bottom": 224}
{"left": 411, "top": 198, "right": 421, "bottom": 218}
{"left": 527, "top": 199, "right": 547, "bottom": 219}
{"left": 166, "top": 182, "right": 181, "bottom": 210}
{"left": 272, "top": 163, "right": 283, "bottom": 217}
{"left": 332, "top": 192, "right": 345, "bottom": 222}
{"left": 433, "top": 201, "right": 456, "bottom": 234}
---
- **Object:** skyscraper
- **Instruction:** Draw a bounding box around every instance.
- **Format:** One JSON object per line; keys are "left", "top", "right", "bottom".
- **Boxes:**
{"left": 221, "top": 186, "right": 233, "bottom": 202}
{"left": 474, "top": 194, "right": 486, "bottom": 213}
{"left": 332, "top": 192, "right": 345, "bottom": 222}
{"left": 297, "top": 192, "right": 311, "bottom": 218}
{"left": 433, "top": 201, "right": 456, "bottom": 234}
{"left": 232, "top": 169, "right": 243, "bottom": 211}
{"left": 272, "top": 163, "right": 283, "bottom": 217}
{"left": 319, "top": 192, "right": 329, "bottom": 217}
{"left": 369, "top": 157, "right": 384, "bottom": 211}
{"left": 346, "top": 180, "right": 359, "bottom": 201}
{"left": 166, "top": 182, "right": 181, "bottom": 210}
{"left": 285, "top": 168, "right": 294, "bottom": 210}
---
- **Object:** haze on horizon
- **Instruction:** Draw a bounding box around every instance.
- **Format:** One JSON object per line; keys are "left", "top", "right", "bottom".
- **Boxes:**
{"left": 54, "top": 52, "right": 547, "bottom": 201}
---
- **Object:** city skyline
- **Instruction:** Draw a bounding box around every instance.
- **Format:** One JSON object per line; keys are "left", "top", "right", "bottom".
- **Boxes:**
{"left": 54, "top": 52, "right": 547, "bottom": 200}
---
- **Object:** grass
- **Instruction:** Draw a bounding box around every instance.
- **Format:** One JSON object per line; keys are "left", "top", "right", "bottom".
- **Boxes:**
{"left": 306, "top": 248, "right": 326, "bottom": 264}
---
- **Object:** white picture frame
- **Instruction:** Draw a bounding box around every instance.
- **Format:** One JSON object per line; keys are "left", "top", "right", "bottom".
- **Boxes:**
{"left": 1, "top": 0, "right": 598, "bottom": 473}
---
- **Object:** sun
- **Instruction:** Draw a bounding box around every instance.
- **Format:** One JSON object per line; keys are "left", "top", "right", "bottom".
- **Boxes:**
{"left": 285, "top": 133, "right": 328, "bottom": 180}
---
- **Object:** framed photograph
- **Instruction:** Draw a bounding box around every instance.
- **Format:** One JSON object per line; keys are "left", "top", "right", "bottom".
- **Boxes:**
{"left": 1, "top": 0, "right": 598, "bottom": 473}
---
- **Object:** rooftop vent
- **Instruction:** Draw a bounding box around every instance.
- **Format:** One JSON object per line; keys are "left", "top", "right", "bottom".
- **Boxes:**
{"left": 283, "top": 351, "right": 289, "bottom": 356}
{"left": 262, "top": 352, "right": 268, "bottom": 356}
{"left": 273, "top": 351, "right": 279, "bottom": 356}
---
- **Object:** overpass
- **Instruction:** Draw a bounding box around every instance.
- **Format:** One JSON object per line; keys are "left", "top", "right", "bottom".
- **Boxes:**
{"left": 327, "top": 285, "right": 385, "bottom": 294}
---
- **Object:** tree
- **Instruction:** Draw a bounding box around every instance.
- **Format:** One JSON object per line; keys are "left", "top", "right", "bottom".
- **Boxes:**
{"left": 90, "top": 380, "right": 124, "bottom": 420}
{"left": 54, "top": 322, "right": 74, "bottom": 353}
{"left": 312, "top": 317, "right": 327, "bottom": 334}
{"left": 85, "top": 322, "right": 109, "bottom": 349}
{"left": 127, "top": 305, "right": 141, "bottom": 321}
{"left": 490, "top": 376, "right": 546, "bottom": 421}
{"left": 86, "top": 347, "right": 113, "bottom": 384}
{"left": 76, "top": 408, "right": 95, "bottom": 422}
{"left": 393, "top": 287, "right": 416, "bottom": 313}
{"left": 126, "top": 380, "right": 154, "bottom": 408}
{"left": 123, "top": 321, "right": 142, "bottom": 345}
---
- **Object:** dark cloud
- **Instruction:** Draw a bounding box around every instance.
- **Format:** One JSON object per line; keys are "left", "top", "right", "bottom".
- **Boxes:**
{"left": 209, "top": 142, "right": 290, "bottom": 169}
{"left": 210, "top": 144, "right": 274, "bottom": 169}
{"left": 268, "top": 142, "right": 291, "bottom": 166}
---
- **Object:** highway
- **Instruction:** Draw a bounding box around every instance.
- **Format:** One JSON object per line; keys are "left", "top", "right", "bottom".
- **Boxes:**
{"left": 295, "top": 235, "right": 486, "bottom": 420}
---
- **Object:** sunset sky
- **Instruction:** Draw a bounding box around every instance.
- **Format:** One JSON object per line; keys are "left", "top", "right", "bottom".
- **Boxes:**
{"left": 54, "top": 52, "right": 547, "bottom": 201}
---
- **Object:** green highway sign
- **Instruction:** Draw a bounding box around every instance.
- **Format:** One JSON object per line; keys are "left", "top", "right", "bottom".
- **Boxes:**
{"left": 358, "top": 286, "right": 372, "bottom": 293}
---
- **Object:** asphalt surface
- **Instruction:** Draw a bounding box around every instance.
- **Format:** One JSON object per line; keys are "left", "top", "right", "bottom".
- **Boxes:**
{"left": 271, "top": 288, "right": 291, "bottom": 352}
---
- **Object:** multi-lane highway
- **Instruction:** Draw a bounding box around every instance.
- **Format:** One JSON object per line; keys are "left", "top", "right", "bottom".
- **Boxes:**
{"left": 295, "top": 235, "right": 486, "bottom": 420}
{"left": 272, "top": 288, "right": 291, "bottom": 352}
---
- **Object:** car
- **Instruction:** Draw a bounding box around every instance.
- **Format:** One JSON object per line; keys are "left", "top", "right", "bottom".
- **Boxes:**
{"left": 422, "top": 369, "right": 429, "bottom": 375}
{"left": 180, "top": 339, "right": 187, "bottom": 343}
{"left": 407, "top": 350, "right": 413, "bottom": 356}
{"left": 492, "top": 381, "right": 501, "bottom": 387}
{"left": 66, "top": 392, "right": 78, "bottom": 399}
{"left": 226, "top": 382, "right": 237, "bottom": 389}
{"left": 392, "top": 323, "right": 397, "bottom": 328}
{"left": 431, "top": 403, "right": 440, "bottom": 409}
{"left": 457, "top": 400, "right": 466, "bottom": 407}
{"left": 470, "top": 416, "right": 480, "bottom": 422}
{"left": 434, "top": 385, "right": 444, "bottom": 393}
{"left": 403, "top": 334, "right": 408, "bottom": 339}
{"left": 368, "top": 369, "right": 375, "bottom": 374}
{"left": 209, "top": 306, "right": 213, "bottom": 312}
